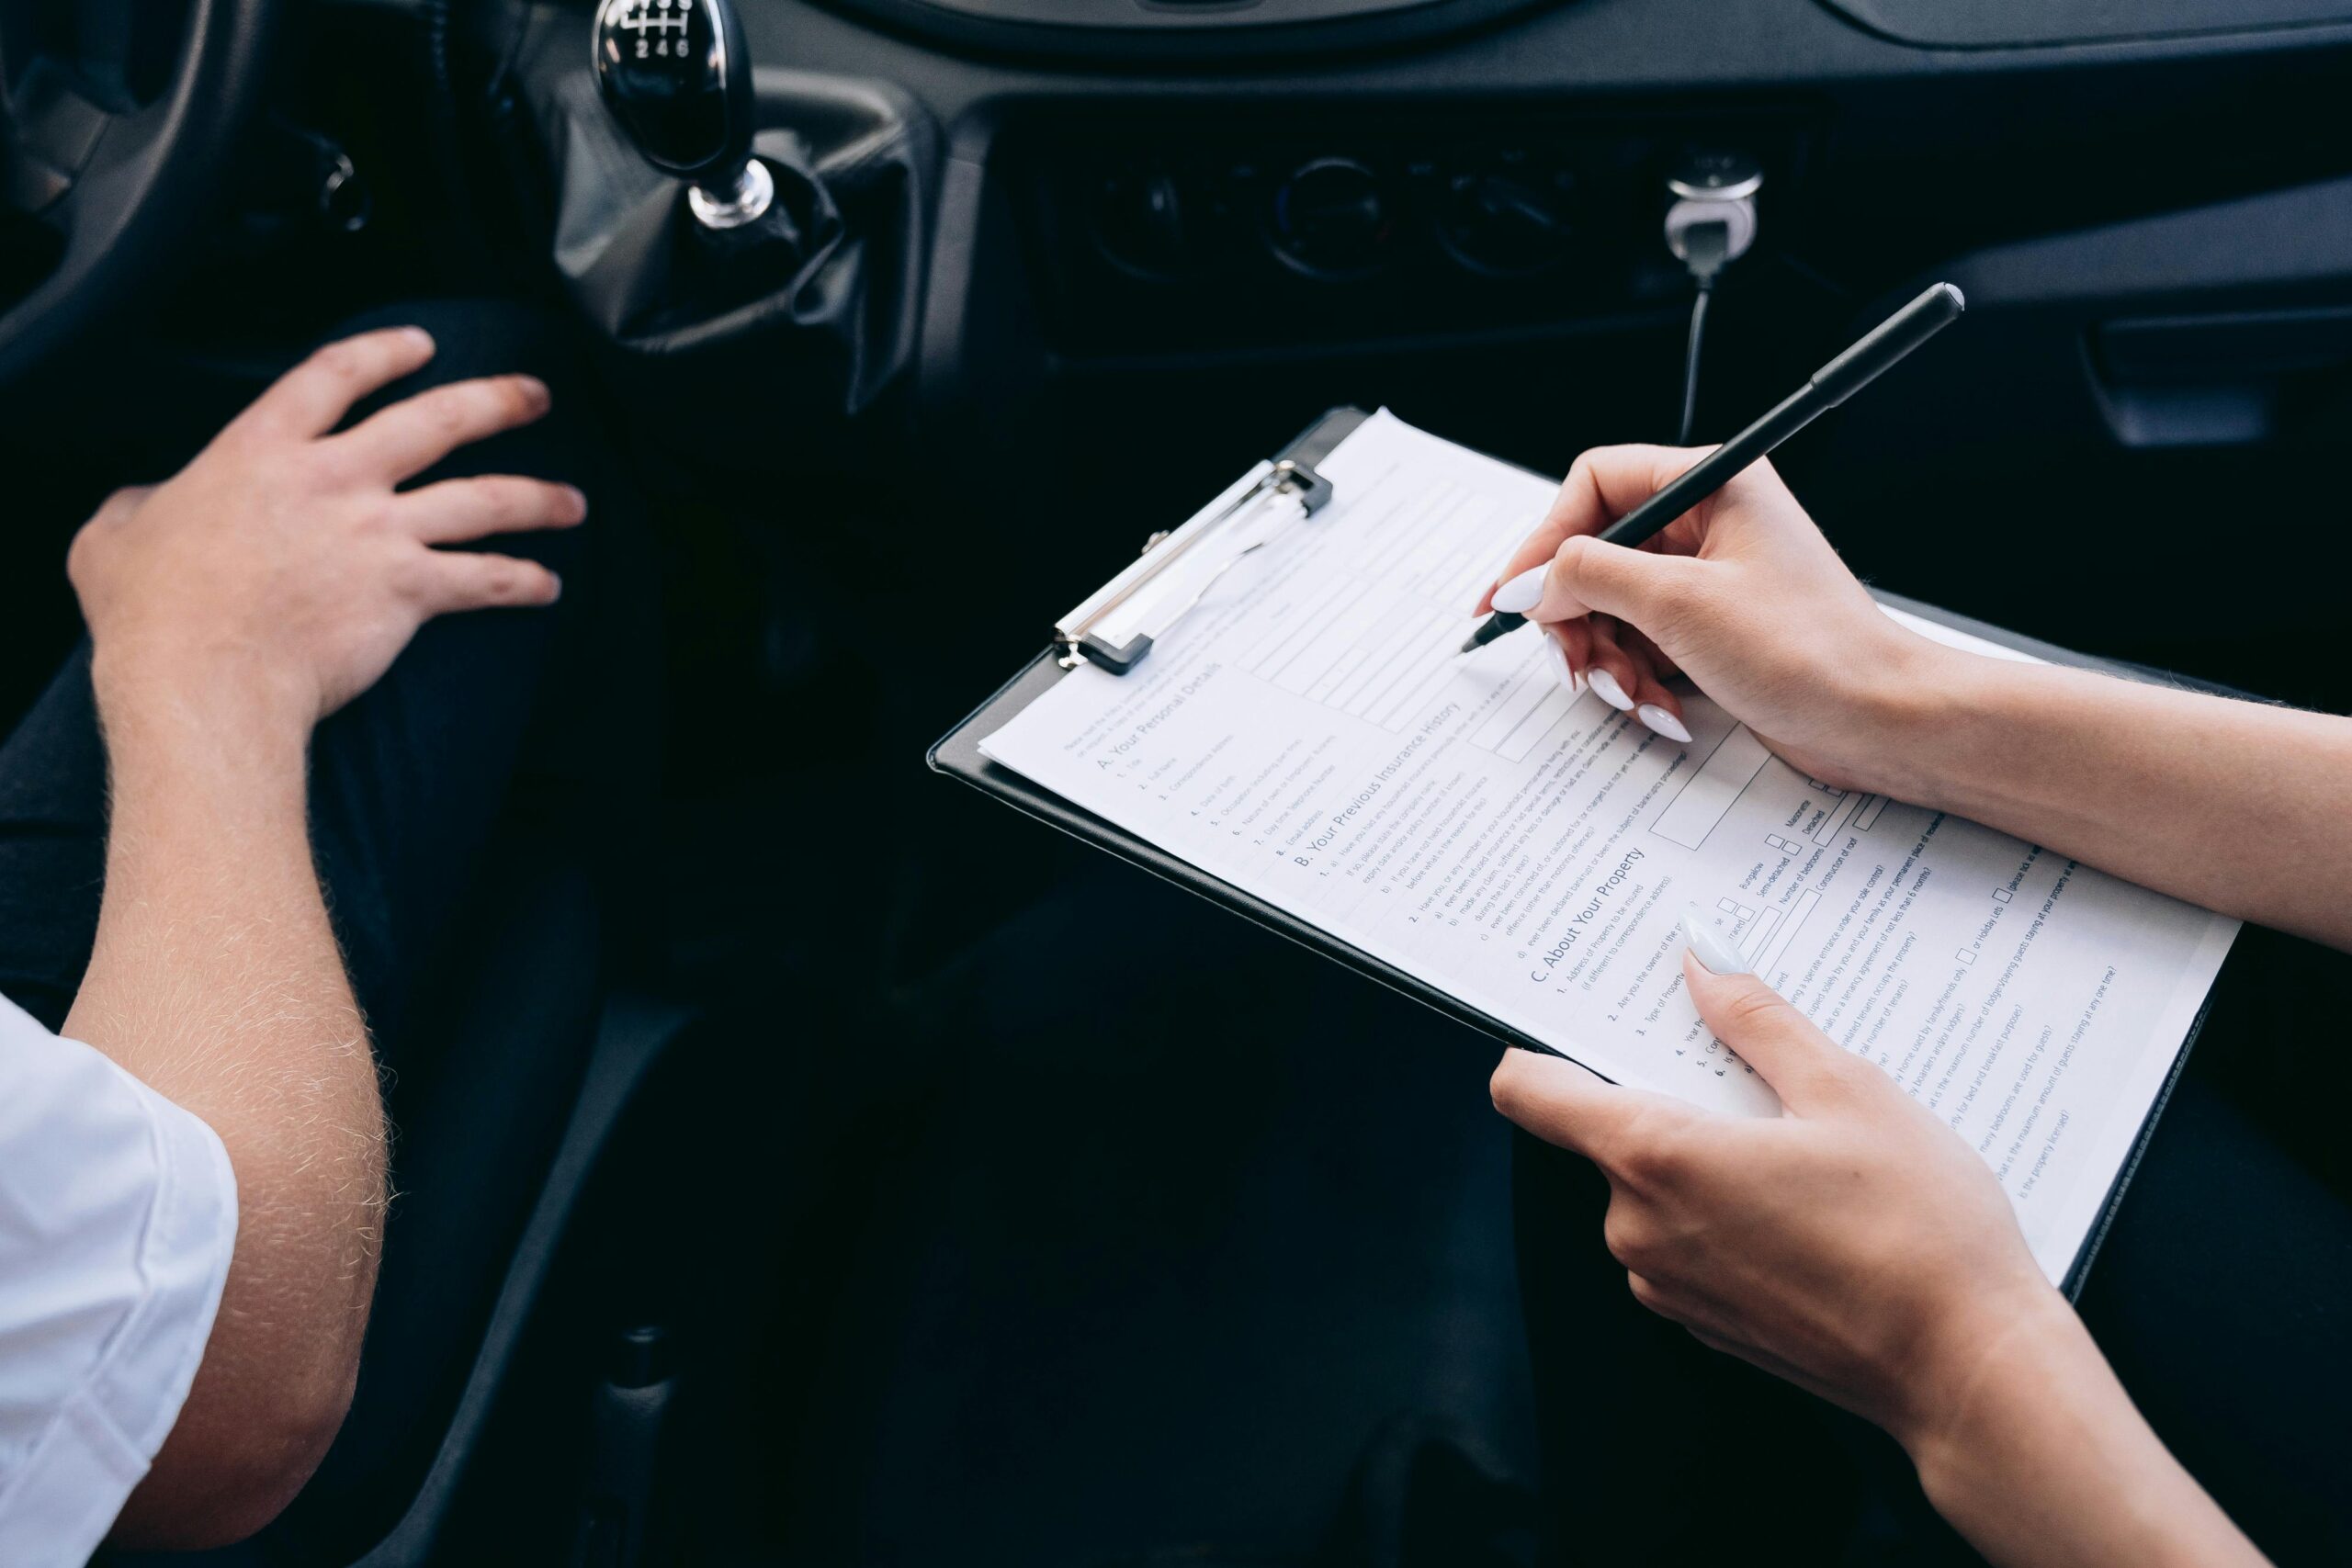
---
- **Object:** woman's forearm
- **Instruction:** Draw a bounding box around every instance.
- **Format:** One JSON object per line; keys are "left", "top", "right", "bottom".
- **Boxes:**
{"left": 1873, "top": 648, "right": 2352, "bottom": 952}
{"left": 1905, "top": 1295, "right": 2264, "bottom": 1568}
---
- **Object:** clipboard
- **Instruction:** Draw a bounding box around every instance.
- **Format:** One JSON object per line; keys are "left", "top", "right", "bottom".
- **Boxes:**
{"left": 927, "top": 404, "right": 2221, "bottom": 1298}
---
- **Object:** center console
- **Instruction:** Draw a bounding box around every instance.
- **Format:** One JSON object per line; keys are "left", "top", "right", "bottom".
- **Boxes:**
{"left": 1007, "top": 111, "right": 1813, "bottom": 360}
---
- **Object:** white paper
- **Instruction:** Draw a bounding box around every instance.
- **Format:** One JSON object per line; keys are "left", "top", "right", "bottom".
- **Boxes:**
{"left": 982, "top": 410, "right": 2238, "bottom": 1282}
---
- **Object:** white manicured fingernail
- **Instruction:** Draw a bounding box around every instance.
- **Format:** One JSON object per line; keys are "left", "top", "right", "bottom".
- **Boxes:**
{"left": 1588, "top": 668, "right": 1634, "bottom": 710}
{"left": 1542, "top": 637, "right": 1574, "bottom": 687}
{"left": 1638, "top": 704, "right": 1692, "bottom": 743}
{"left": 1681, "top": 906, "right": 1749, "bottom": 976}
{"left": 1490, "top": 564, "right": 1548, "bottom": 615}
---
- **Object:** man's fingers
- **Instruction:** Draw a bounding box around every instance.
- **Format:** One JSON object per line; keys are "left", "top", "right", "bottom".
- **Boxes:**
{"left": 408, "top": 550, "right": 563, "bottom": 616}
{"left": 1476, "top": 444, "right": 1708, "bottom": 613}
{"left": 332, "top": 374, "right": 552, "bottom": 482}
{"left": 236, "top": 327, "right": 437, "bottom": 440}
{"left": 398, "top": 476, "right": 588, "bottom": 545}
{"left": 1490, "top": 1047, "right": 1699, "bottom": 1171}
{"left": 1679, "top": 953, "right": 1863, "bottom": 1111}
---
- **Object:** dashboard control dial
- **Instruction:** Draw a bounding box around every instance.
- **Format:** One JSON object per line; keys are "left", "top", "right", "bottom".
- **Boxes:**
{"left": 1437, "top": 162, "right": 1577, "bottom": 276}
{"left": 1091, "top": 168, "right": 1197, "bottom": 280}
{"left": 1265, "top": 158, "right": 1394, "bottom": 279}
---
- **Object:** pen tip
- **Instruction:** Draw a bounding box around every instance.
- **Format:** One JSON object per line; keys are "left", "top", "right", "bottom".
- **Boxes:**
{"left": 1457, "top": 631, "right": 1485, "bottom": 655}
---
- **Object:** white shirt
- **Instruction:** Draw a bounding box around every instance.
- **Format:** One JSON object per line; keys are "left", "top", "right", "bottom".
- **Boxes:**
{"left": 0, "top": 993, "right": 237, "bottom": 1566}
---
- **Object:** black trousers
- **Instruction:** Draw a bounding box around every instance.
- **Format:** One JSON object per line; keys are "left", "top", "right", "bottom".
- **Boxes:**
{"left": 2, "top": 300, "right": 652, "bottom": 1562}
{"left": 1516, "top": 923, "right": 2352, "bottom": 1566}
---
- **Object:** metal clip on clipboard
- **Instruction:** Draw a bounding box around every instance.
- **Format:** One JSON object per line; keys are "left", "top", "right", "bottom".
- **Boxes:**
{"left": 1053, "top": 457, "right": 1333, "bottom": 673}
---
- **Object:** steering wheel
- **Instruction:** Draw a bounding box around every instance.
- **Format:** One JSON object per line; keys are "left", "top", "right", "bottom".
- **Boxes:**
{"left": 0, "top": 0, "right": 278, "bottom": 396}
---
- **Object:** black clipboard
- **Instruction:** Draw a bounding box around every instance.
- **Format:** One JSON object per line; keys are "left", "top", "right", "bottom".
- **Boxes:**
{"left": 928, "top": 405, "right": 2221, "bottom": 1299}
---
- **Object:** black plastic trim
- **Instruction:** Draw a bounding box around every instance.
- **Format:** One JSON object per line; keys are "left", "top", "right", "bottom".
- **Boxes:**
{"left": 1815, "top": 0, "right": 2352, "bottom": 51}
{"left": 803, "top": 0, "right": 1572, "bottom": 65}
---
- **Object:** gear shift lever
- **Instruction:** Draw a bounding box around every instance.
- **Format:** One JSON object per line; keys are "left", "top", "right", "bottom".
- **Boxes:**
{"left": 593, "top": 0, "right": 773, "bottom": 230}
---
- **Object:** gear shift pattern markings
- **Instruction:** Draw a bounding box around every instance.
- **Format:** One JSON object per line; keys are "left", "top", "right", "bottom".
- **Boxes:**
{"left": 594, "top": 0, "right": 775, "bottom": 229}
{"left": 612, "top": 1, "right": 691, "bottom": 57}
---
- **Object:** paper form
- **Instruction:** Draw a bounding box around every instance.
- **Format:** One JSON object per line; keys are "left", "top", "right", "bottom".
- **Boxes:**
{"left": 980, "top": 410, "right": 2238, "bottom": 1282}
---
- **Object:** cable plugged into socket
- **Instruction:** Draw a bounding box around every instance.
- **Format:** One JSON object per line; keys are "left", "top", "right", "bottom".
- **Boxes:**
{"left": 1663, "top": 151, "right": 1762, "bottom": 442}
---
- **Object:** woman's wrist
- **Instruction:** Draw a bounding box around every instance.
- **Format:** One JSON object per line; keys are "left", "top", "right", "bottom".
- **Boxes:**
{"left": 1897, "top": 1280, "right": 2095, "bottom": 1473}
{"left": 1899, "top": 1288, "right": 2262, "bottom": 1568}
{"left": 1904, "top": 1290, "right": 2123, "bottom": 1550}
{"left": 1849, "top": 629, "right": 2044, "bottom": 811}
{"left": 1807, "top": 627, "right": 1988, "bottom": 805}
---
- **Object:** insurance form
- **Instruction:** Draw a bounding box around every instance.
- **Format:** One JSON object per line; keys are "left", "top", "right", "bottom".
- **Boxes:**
{"left": 980, "top": 410, "right": 2238, "bottom": 1282}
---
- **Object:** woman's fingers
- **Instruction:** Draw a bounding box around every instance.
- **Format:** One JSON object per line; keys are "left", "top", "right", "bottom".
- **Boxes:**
{"left": 1622, "top": 624, "right": 1681, "bottom": 685}
{"left": 1555, "top": 618, "right": 1593, "bottom": 689}
{"left": 334, "top": 374, "right": 553, "bottom": 481}
{"left": 1629, "top": 1271, "right": 1744, "bottom": 1341}
{"left": 1533, "top": 625, "right": 1580, "bottom": 691}
{"left": 1583, "top": 621, "right": 1643, "bottom": 713}
{"left": 1490, "top": 1048, "right": 1702, "bottom": 1171}
{"left": 1621, "top": 648, "right": 1690, "bottom": 744}
{"left": 1475, "top": 444, "right": 1709, "bottom": 613}
{"left": 234, "top": 327, "right": 437, "bottom": 441}
{"left": 90, "top": 486, "right": 156, "bottom": 526}
{"left": 1527, "top": 612, "right": 1697, "bottom": 747}
{"left": 407, "top": 549, "right": 563, "bottom": 616}
{"left": 1679, "top": 953, "right": 1869, "bottom": 1112}
{"left": 398, "top": 475, "right": 588, "bottom": 544}
{"left": 1599, "top": 639, "right": 1693, "bottom": 751}
{"left": 1682, "top": 1323, "right": 1826, "bottom": 1393}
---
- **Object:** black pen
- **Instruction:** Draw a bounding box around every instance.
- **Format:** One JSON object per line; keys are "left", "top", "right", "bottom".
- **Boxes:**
{"left": 1461, "top": 281, "right": 1966, "bottom": 655}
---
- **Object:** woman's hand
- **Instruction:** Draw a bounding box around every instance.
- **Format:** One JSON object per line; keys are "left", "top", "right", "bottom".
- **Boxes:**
{"left": 1474, "top": 446, "right": 1951, "bottom": 788}
{"left": 1493, "top": 953, "right": 2271, "bottom": 1567}
{"left": 69, "top": 326, "right": 585, "bottom": 739}
{"left": 1491, "top": 951, "right": 2059, "bottom": 1447}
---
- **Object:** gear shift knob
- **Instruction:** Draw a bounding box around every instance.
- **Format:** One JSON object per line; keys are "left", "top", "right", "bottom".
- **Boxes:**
{"left": 593, "top": 0, "right": 773, "bottom": 228}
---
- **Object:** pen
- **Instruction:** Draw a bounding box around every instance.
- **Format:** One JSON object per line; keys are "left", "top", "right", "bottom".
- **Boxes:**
{"left": 1460, "top": 281, "right": 1966, "bottom": 655}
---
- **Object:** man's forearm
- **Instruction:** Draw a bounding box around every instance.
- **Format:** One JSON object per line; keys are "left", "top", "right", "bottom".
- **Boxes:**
{"left": 1876, "top": 649, "right": 2352, "bottom": 953}
{"left": 65, "top": 662, "right": 384, "bottom": 1546}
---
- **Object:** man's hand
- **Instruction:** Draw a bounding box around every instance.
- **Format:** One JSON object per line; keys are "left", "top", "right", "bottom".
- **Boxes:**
{"left": 64, "top": 323, "right": 585, "bottom": 1546}
{"left": 1493, "top": 954, "right": 2267, "bottom": 1568}
{"left": 68, "top": 325, "right": 584, "bottom": 734}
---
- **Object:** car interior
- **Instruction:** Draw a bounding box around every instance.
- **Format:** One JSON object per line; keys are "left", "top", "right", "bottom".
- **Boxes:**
{"left": 5, "top": 0, "right": 2351, "bottom": 1562}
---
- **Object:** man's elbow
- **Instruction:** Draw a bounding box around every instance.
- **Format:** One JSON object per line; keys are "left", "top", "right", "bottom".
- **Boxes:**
{"left": 109, "top": 1361, "right": 360, "bottom": 1550}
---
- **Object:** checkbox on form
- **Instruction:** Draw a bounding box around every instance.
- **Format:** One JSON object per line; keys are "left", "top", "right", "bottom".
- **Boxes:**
{"left": 1957, "top": 947, "right": 1977, "bottom": 965}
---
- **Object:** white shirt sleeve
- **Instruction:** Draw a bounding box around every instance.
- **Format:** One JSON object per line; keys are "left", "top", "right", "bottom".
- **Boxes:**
{"left": 0, "top": 992, "right": 237, "bottom": 1567}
